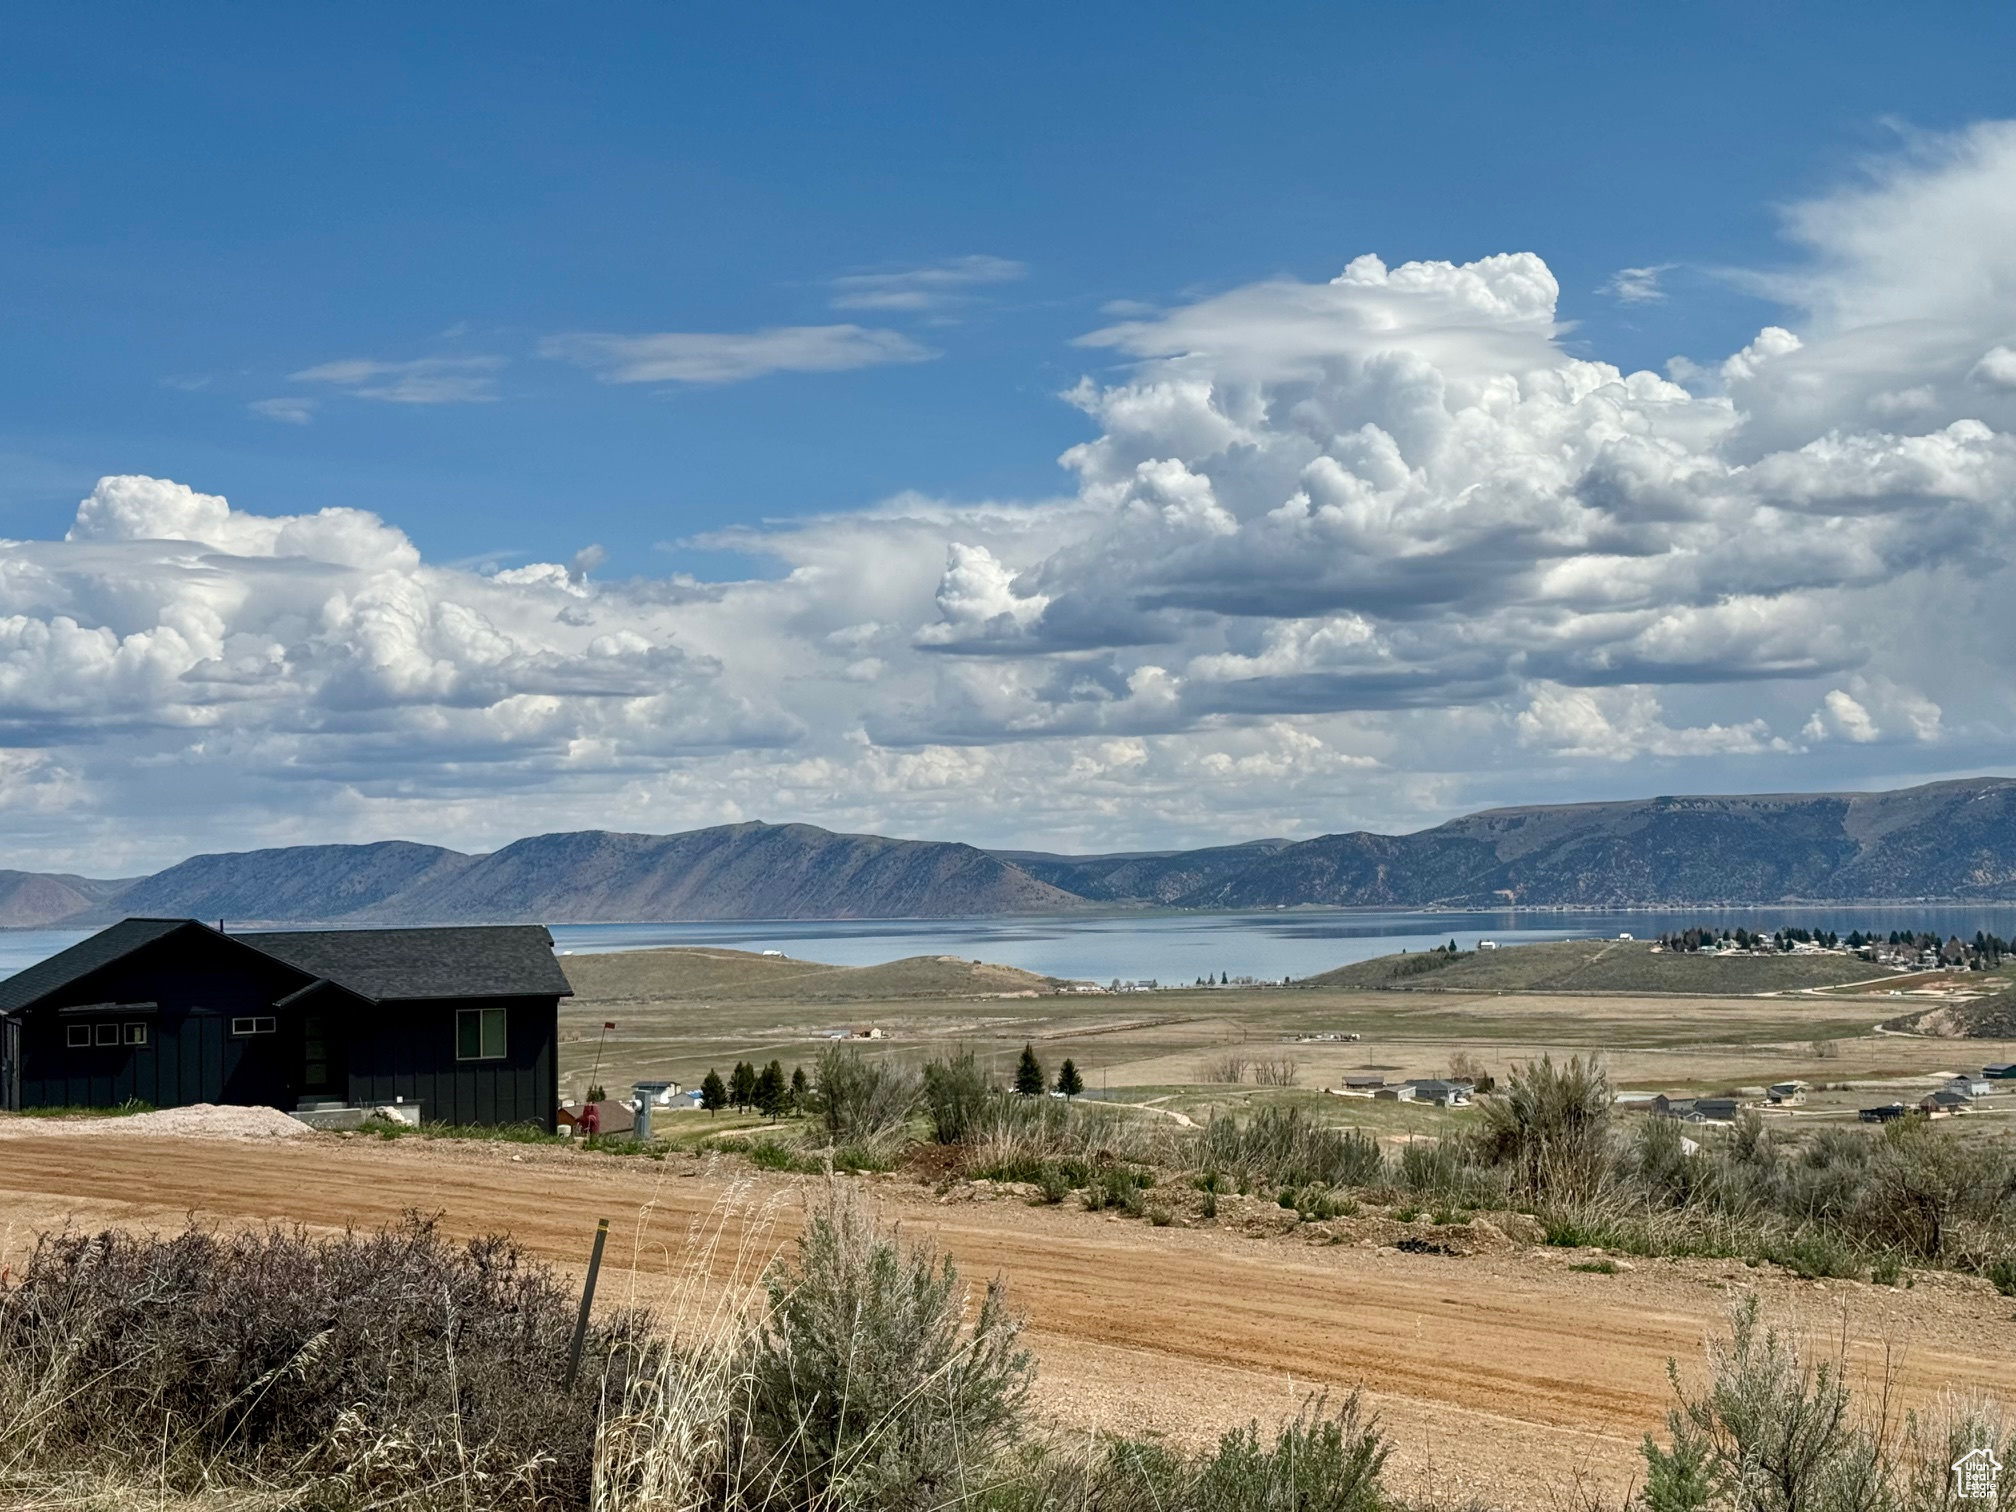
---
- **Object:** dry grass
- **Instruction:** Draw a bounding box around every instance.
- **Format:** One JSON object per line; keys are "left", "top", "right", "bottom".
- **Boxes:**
{"left": 563, "top": 947, "right": 1059, "bottom": 1005}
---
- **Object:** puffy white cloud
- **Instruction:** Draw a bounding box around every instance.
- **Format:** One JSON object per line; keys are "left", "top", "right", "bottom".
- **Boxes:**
{"left": 540, "top": 326, "right": 932, "bottom": 384}
{"left": 15, "top": 123, "right": 2016, "bottom": 868}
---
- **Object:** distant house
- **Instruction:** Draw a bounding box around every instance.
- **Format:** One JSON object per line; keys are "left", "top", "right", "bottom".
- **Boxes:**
{"left": 1409, "top": 1079, "right": 1472, "bottom": 1107}
{"left": 1477, "top": 940, "right": 1500, "bottom": 950}
{"left": 1859, "top": 1102, "right": 1910, "bottom": 1123}
{"left": 1373, "top": 1085, "right": 1416, "bottom": 1102}
{"left": 1342, "top": 1074, "right": 1386, "bottom": 1089}
{"left": 1767, "top": 1082, "right": 1806, "bottom": 1105}
{"left": 1922, "top": 1088, "right": 1972, "bottom": 1115}
{"left": 1950, "top": 1075, "right": 1993, "bottom": 1099}
{"left": 1985, "top": 1063, "right": 2016, "bottom": 1080}
{"left": 0, "top": 918, "right": 567, "bottom": 1128}
{"left": 1654, "top": 1093, "right": 1738, "bottom": 1122}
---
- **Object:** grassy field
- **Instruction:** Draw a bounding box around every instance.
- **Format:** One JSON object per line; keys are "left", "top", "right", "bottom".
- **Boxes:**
{"left": 1304, "top": 937, "right": 1894, "bottom": 994}
{"left": 560, "top": 945, "right": 1059, "bottom": 1002}
{"left": 555, "top": 939, "right": 2015, "bottom": 1112}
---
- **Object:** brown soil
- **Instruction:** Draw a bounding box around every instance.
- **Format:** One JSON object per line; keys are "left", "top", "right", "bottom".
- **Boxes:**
{"left": 2, "top": 1130, "right": 2010, "bottom": 1508}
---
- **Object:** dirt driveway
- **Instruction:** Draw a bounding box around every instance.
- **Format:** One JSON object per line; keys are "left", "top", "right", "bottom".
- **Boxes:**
{"left": 0, "top": 1130, "right": 2007, "bottom": 1508}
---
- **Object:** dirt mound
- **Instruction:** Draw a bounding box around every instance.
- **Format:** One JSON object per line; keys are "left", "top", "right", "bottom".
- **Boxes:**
{"left": 0, "top": 1103, "right": 312, "bottom": 1140}
{"left": 562, "top": 945, "right": 1061, "bottom": 1003}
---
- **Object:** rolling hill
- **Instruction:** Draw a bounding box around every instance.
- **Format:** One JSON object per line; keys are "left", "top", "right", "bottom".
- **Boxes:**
{"left": 16, "top": 776, "right": 2016, "bottom": 927}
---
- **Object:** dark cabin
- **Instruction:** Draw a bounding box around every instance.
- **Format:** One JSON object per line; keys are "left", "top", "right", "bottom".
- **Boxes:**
{"left": 0, "top": 919, "right": 570, "bottom": 1129}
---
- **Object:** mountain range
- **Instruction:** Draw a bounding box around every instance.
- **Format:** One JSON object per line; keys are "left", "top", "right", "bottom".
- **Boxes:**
{"left": 11, "top": 777, "right": 2016, "bottom": 929}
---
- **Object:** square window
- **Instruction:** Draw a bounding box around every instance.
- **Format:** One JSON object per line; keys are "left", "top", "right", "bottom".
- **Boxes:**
{"left": 94, "top": 1022, "right": 120, "bottom": 1047}
{"left": 456, "top": 1007, "right": 507, "bottom": 1061}
{"left": 66, "top": 1024, "right": 90, "bottom": 1048}
{"left": 124, "top": 1022, "right": 148, "bottom": 1046}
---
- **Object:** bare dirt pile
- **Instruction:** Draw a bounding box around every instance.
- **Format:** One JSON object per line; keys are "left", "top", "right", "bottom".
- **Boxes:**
{"left": 0, "top": 1103, "right": 311, "bottom": 1140}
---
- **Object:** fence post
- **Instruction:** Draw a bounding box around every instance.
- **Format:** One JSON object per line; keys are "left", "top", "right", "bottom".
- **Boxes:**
{"left": 564, "top": 1217, "right": 610, "bottom": 1390}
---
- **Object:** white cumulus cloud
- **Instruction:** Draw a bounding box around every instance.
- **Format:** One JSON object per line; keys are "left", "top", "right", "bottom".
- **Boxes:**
{"left": 15, "top": 122, "right": 2016, "bottom": 867}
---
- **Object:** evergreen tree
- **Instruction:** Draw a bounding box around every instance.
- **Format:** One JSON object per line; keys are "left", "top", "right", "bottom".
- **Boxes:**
{"left": 1056, "top": 1058, "right": 1084, "bottom": 1099}
{"left": 1014, "top": 1043, "right": 1046, "bottom": 1097}
{"left": 789, "top": 1065, "right": 809, "bottom": 1113}
{"left": 755, "top": 1059, "right": 786, "bottom": 1117}
{"left": 700, "top": 1068, "right": 727, "bottom": 1115}
{"left": 730, "top": 1060, "right": 757, "bottom": 1110}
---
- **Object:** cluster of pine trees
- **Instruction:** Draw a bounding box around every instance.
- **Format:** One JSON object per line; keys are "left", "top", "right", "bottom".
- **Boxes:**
{"left": 1013, "top": 1042, "right": 1083, "bottom": 1099}
{"left": 697, "top": 1058, "right": 809, "bottom": 1116}
{"left": 693, "top": 1042, "right": 1090, "bottom": 1121}
{"left": 1658, "top": 925, "right": 1841, "bottom": 952}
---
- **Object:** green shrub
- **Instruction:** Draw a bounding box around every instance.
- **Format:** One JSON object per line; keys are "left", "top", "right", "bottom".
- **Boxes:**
{"left": 1201, "top": 1105, "right": 1384, "bottom": 1191}
{"left": 1984, "top": 1255, "right": 2016, "bottom": 1296}
{"left": 1190, "top": 1391, "right": 1388, "bottom": 1512}
{"left": 923, "top": 1048, "right": 992, "bottom": 1144}
{"left": 747, "top": 1188, "right": 1033, "bottom": 1509}
{"left": 1477, "top": 1053, "right": 1613, "bottom": 1202}
{"left": 746, "top": 1137, "right": 803, "bottom": 1171}
{"left": 814, "top": 1044, "right": 921, "bottom": 1144}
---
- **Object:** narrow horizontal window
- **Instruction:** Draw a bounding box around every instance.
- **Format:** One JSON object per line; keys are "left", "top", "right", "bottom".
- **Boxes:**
{"left": 456, "top": 1007, "right": 507, "bottom": 1061}
{"left": 66, "top": 1024, "right": 91, "bottom": 1049}
{"left": 124, "top": 1022, "right": 148, "bottom": 1046}
{"left": 230, "top": 1016, "right": 277, "bottom": 1037}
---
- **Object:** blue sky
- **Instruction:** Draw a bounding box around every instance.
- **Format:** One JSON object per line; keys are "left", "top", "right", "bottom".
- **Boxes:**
{"left": 7, "top": 3, "right": 2009, "bottom": 569}
{"left": 5, "top": 4, "right": 2016, "bottom": 867}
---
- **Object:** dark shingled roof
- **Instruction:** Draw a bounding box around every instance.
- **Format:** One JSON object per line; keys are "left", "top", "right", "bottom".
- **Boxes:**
{"left": 237, "top": 925, "right": 573, "bottom": 1002}
{"left": 0, "top": 918, "right": 195, "bottom": 1014}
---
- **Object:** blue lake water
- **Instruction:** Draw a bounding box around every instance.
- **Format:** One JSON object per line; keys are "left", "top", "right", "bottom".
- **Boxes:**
{"left": 15, "top": 905, "right": 2011, "bottom": 985}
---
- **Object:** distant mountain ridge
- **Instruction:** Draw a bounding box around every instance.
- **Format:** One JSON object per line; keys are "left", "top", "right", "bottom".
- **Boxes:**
{"left": 13, "top": 777, "right": 2016, "bottom": 928}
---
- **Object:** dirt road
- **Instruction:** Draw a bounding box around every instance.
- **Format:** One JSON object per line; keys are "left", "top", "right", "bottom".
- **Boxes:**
{"left": 1, "top": 1130, "right": 2007, "bottom": 1507}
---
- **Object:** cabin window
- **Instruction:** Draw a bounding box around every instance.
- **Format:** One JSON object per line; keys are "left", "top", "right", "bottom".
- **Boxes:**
{"left": 94, "top": 1022, "right": 120, "bottom": 1047}
{"left": 230, "top": 1016, "right": 277, "bottom": 1037}
{"left": 124, "top": 1022, "right": 148, "bottom": 1046}
{"left": 66, "top": 1024, "right": 91, "bottom": 1048}
{"left": 456, "top": 1007, "right": 507, "bottom": 1061}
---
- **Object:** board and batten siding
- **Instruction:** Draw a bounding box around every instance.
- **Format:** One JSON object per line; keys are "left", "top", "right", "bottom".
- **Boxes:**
{"left": 14, "top": 944, "right": 303, "bottom": 1111}
{"left": 345, "top": 997, "right": 556, "bottom": 1130}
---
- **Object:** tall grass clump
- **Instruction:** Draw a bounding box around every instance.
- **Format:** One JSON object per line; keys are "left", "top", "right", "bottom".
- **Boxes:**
{"left": 922, "top": 1048, "right": 993, "bottom": 1145}
{"left": 0, "top": 1215, "right": 645, "bottom": 1507}
{"left": 961, "top": 1092, "right": 1180, "bottom": 1185}
{"left": 813, "top": 1045, "right": 920, "bottom": 1147}
{"left": 1199, "top": 1104, "right": 1385, "bottom": 1192}
{"left": 1478, "top": 1053, "right": 1613, "bottom": 1202}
